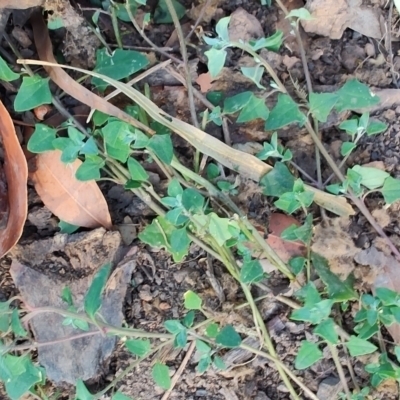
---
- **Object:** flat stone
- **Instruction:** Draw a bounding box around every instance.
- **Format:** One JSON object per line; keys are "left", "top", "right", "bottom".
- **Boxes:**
{"left": 316, "top": 376, "right": 342, "bottom": 400}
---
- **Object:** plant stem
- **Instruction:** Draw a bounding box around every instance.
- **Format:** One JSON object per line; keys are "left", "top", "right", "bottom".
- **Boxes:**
{"left": 329, "top": 343, "right": 351, "bottom": 400}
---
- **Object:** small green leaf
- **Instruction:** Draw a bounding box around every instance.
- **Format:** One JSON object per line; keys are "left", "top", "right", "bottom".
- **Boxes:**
{"left": 182, "top": 188, "right": 205, "bottom": 213}
{"left": 174, "top": 329, "right": 187, "bottom": 348}
{"left": 125, "top": 339, "right": 151, "bottom": 357}
{"left": 196, "top": 339, "right": 211, "bottom": 354}
{"left": 223, "top": 92, "right": 252, "bottom": 114}
{"left": 112, "top": 392, "right": 133, "bottom": 400}
{"left": 208, "top": 213, "right": 238, "bottom": 246}
{"left": 27, "top": 124, "right": 56, "bottom": 153}
{"left": 351, "top": 165, "right": 389, "bottom": 190}
{"left": 205, "top": 48, "right": 227, "bottom": 78}
{"left": 215, "top": 16, "right": 230, "bottom": 42}
{"left": 215, "top": 325, "right": 242, "bottom": 348}
{"left": 311, "top": 252, "right": 356, "bottom": 301}
{"left": 250, "top": 31, "right": 283, "bottom": 52}
{"left": 76, "top": 155, "right": 105, "bottom": 181}
{"left": 92, "top": 111, "right": 109, "bottom": 126}
{"left": 366, "top": 120, "right": 388, "bottom": 136}
{"left": 314, "top": 318, "right": 338, "bottom": 344}
{"left": 206, "top": 163, "right": 220, "bottom": 180}
{"left": 0, "top": 56, "right": 19, "bottom": 81}
{"left": 154, "top": 0, "right": 185, "bottom": 23}
{"left": 102, "top": 120, "right": 135, "bottom": 162}
{"left": 84, "top": 263, "right": 112, "bottom": 319}
{"left": 291, "top": 299, "right": 334, "bottom": 324}
{"left": 147, "top": 134, "right": 173, "bottom": 164}
{"left": 168, "top": 178, "right": 183, "bottom": 197}
{"left": 128, "top": 157, "right": 149, "bottom": 181}
{"left": 164, "top": 320, "right": 185, "bottom": 334}
{"left": 265, "top": 94, "right": 307, "bottom": 130}
{"left": 184, "top": 290, "right": 202, "bottom": 310}
{"left": 240, "top": 259, "right": 264, "bottom": 284}
{"left": 286, "top": 8, "right": 314, "bottom": 20}
{"left": 335, "top": 80, "right": 380, "bottom": 112}
{"left": 92, "top": 48, "right": 149, "bottom": 91}
{"left": 237, "top": 95, "right": 269, "bottom": 122}
{"left": 346, "top": 336, "right": 377, "bottom": 356}
{"left": 309, "top": 93, "right": 338, "bottom": 122}
{"left": 58, "top": 220, "right": 80, "bottom": 234}
{"left": 240, "top": 66, "right": 266, "bottom": 89}
{"left": 339, "top": 119, "right": 359, "bottom": 136}
{"left": 197, "top": 354, "right": 212, "bottom": 373}
{"left": 289, "top": 256, "right": 306, "bottom": 275}
{"left": 170, "top": 228, "right": 190, "bottom": 256}
{"left": 261, "top": 162, "right": 295, "bottom": 197}
{"left": 213, "top": 355, "right": 226, "bottom": 370}
{"left": 61, "top": 287, "right": 74, "bottom": 306}
{"left": 48, "top": 16, "right": 64, "bottom": 29}
{"left": 75, "top": 379, "right": 95, "bottom": 400}
{"left": 295, "top": 341, "right": 322, "bottom": 369}
{"left": 381, "top": 176, "right": 400, "bottom": 204}
{"left": 152, "top": 362, "right": 171, "bottom": 390}
{"left": 11, "top": 309, "right": 27, "bottom": 337}
{"left": 14, "top": 76, "right": 52, "bottom": 112}
{"left": 340, "top": 142, "right": 356, "bottom": 156}
{"left": 205, "top": 323, "right": 219, "bottom": 338}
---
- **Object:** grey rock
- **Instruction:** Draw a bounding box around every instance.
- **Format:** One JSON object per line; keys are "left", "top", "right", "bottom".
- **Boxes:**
{"left": 316, "top": 376, "right": 343, "bottom": 400}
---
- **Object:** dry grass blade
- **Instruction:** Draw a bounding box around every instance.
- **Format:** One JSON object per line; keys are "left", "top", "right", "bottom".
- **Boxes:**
{"left": 30, "top": 10, "right": 153, "bottom": 135}
{"left": 0, "top": 100, "right": 28, "bottom": 257}
{"left": 31, "top": 150, "right": 112, "bottom": 229}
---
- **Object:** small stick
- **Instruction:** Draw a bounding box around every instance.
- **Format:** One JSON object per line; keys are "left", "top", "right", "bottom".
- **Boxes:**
{"left": 160, "top": 341, "right": 196, "bottom": 400}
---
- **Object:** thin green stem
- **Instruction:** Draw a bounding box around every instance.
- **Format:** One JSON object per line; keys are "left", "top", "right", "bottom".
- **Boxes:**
{"left": 329, "top": 343, "right": 351, "bottom": 400}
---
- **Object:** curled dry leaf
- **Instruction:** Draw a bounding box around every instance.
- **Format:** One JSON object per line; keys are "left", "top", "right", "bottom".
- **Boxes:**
{"left": 30, "top": 150, "right": 112, "bottom": 229}
{"left": 0, "top": 100, "right": 28, "bottom": 257}
{"left": 265, "top": 213, "right": 306, "bottom": 263}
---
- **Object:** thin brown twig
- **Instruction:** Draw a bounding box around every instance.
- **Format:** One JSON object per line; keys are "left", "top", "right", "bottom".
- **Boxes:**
{"left": 161, "top": 341, "right": 196, "bottom": 400}
{"left": 185, "top": 0, "right": 213, "bottom": 41}
{"left": 165, "top": 0, "right": 199, "bottom": 129}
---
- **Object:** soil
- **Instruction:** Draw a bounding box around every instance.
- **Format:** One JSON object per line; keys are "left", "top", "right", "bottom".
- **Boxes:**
{"left": 1, "top": 0, "right": 400, "bottom": 399}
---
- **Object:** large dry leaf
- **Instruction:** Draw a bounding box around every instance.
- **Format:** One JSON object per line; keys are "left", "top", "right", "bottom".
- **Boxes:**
{"left": 0, "top": 0, "right": 43, "bottom": 8}
{"left": 30, "top": 10, "right": 151, "bottom": 134}
{"left": 31, "top": 150, "right": 112, "bottom": 229}
{"left": 0, "top": 100, "right": 28, "bottom": 257}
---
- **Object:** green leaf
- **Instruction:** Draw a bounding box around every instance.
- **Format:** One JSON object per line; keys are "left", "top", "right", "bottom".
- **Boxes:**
{"left": 61, "top": 287, "right": 74, "bottom": 306}
{"left": 215, "top": 16, "right": 230, "bottom": 42}
{"left": 375, "top": 287, "right": 399, "bottom": 305}
{"left": 289, "top": 256, "right": 306, "bottom": 275}
{"left": 147, "top": 134, "right": 173, "bottom": 164}
{"left": 366, "top": 120, "right": 388, "bottom": 136}
{"left": 281, "top": 214, "right": 313, "bottom": 244}
{"left": 125, "top": 339, "right": 151, "bottom": 357}
{"left": 196, "top": 339, "right": 211, "bottom": 354}
{"left": 223, "top": 92, "right": 253, "bottom": 114}
{"left": 174, "top": 329, "right": 187, "bottom": 348}
{"left": 75, "top": 379, "right": 95, "bottom": 400}
{"left": 84, "top": 263, "right": 112, "bottom": 319}
{"left": 309, "top": 93, "right": 338, "bottom": 122}
{"left": 58, "top": 220, "right": 80, "bottom": 234}
{"left": 213, "top": 355, "right": 226, "bottom": 370}
{"left": 27, "top": 124, "right": 56, "bottom": 153}
{"left": 76, "top": 155, "right": 105, "bottom": 181}
{"left": 102, "top": 120, "right": 135, "bottom": 162}
{"left": 381, "top": 176, "right": 400, "bottom": 204}
{"left": 114, "top": 0, "right": 138, "bottom": 22}
{"left": 168, "top": 178, "right": 183, "bottom": 197}
{"left": 339, "top": 119, "right": 358, "bottom": 136}
{"left": 128, "top": 157, "right": 149, "bottom": 181}
{"left": 170, "top": 228, "right": 190, "bottom": 257}
{"left": 0, "top": 56, "right": 19, "bottom": 81}
{"left": 14, "top": 76, "right": 52, "bottom": 112}
{"left": 340, "top": 142, "right": 356, "bottom": 156}
{"left": 80, "top": 137, "right": 99, "bottom": 155}
{"left": 205, "top": 323, "right": 219, "bottom": 338}
{"left": 261, "top": 162, "right": 295, "bottom": 197}
{"left": 335, "top": 80, "right": 380, "bottom": 112}
{"left": 152, "top": 362, "right": 171, "bottom": 390}
{"left": 250, "top": 31, "right": 283, "bottom": 52}
{"left": 351, "top": 165, "right": 389, "bottom": 190}
{"left": 112, "top": 392, "right": 133, "bottom": 400}
{"left": 48, "top": 16, "right": 64, "bottom": 29}
{"left": 265, "top": 94, "right": 307, "bottom": 130}
{"left": 208, "top": 213, "right": 239, "bottom": 246}
{"left": 346, "top": 336, "right": 377, "bottom": 356}
{"left": 182, "top": 188, "right": 205, "bottom": 213}
{"left": 92, "top": 48, "right": 149, "bottom": 91}
{"left": 274, "top": 192, "right": 300, "bottom": 214}
{"left": 92, "top": 110, "right": 109, "bottom": 127}
{"left": 295, "top": 341, "right": 322, "bottom": 369}
{"left": 237, "top": 95, "right": 269, "bottom": 122}
{"left": 291, "top": 299, "right": 334, "bottom": 324}
{"left": 286, "top": 8, "right": 314, "bottom": 20}
{"left": 206, "top": 163, "right": 220, "bottom": 180}
{"left": 164, "top": 320, "right": 185, "bottom": 334}
{"left": 311, "top": 252, "right": 356, "bottom": 301}
{"left": 205, "top": 48, "right": 227, "bottom": 78}
{"left": 184, "top": 290, "right": 202, "bottom": 310}
{"left": 314, "top": 318, "right": 338, "bottom": 344}
{"left": 215, "top": 325, "right": 242, "bottom": 348}
{"left": 240, "top": 260, "right": 264, "bottom": 284}
{"left": 11, "top": 309, "right": 27, "bottom": 337}
{"left": 183, "top": 310, "right": 195, "bottom": 327}
{"left": 197, "top": 354, "right": 212, "bottom": 373}
{"left": 240, "top": 66, "right": 266, "bottom": 89}
{"left": 154, "top": 0, "right": 186, "bottom": 23}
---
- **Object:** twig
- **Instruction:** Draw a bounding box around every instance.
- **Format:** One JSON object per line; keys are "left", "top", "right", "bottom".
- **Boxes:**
{"left": 161, "top": 341, "right": 196, "bottom": 400}
{"left": 165, "top": 0, "right": 199, "bottom": 131}
{"left": 185, "top": 0, "right": 213, "bottom": 41}
{"left": 329, "top": 343, "right": 351, "bottom": 400}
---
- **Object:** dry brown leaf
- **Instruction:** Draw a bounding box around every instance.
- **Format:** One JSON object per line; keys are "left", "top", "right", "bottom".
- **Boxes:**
{"left": 31, "top": 150, "right": 112, "bottom": 229}
{"left": 0, "top": 0, "right": 43, "bottom": 8}
{"left": 196, "top": 72, "right": 214, "bottom": 93}
{"left": 30, "top": 10, "right": 151, "bottom": 134}
{"left": 265, "top": 213, "right": 306, "bottom": 263}
{"left": 0, "top": 100, "right": 28, "bottom": 257}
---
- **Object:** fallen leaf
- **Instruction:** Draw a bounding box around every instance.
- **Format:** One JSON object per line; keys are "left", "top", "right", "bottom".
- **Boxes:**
{"left": 30, "top": 10, "right": 151, "bottom": 134}
{"left": 0, "top": 0, "right": 43, "bottom": 8}
{"left": 0, "top": 100, "right": 28, "bottom": 257}
{"left": 266, "top": 213, "right": 306, "bottom": 263}
{"left": 196, "top": 72, "right": 214, "bottom": 93}
{"left": 301, "top": 0, "right": 383, "bottom": 39}
{"left": 30, "top": 150, "right": 112, "bottom": 229}
{"left": 34, "top": 104, "right": 52, "bottom": 120}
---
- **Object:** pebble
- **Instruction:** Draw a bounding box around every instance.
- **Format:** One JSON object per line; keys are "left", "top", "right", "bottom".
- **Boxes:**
{"left": 316, "top": 376, "right": 342, "bottom": 400}
{"left": 364, "top": 43, "right": 375, "bottom": 57}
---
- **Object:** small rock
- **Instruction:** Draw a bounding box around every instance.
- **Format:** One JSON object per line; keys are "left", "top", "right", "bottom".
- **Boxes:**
{"left": 228, "top": 8, "right": 264, "bottom": 42}
{"left": 254, "top": 391, "right": 271, "bottom": 400}
{"left": 285, "top": 321, "right": 305, "bottom": 334}
{"left": 277, "top": 384, "right": 290, "bottom": 393}
{"left": 364, "top": 43, "right": 375, "bottom": 57}
{"left": 383, "top": 109, "right": 396, "bottom": 120}
{"left": 395, "top": 106, "right": 400, "bottom": 115}
{"left": 316, "top": 377, "right": 342, "bottom": 400}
